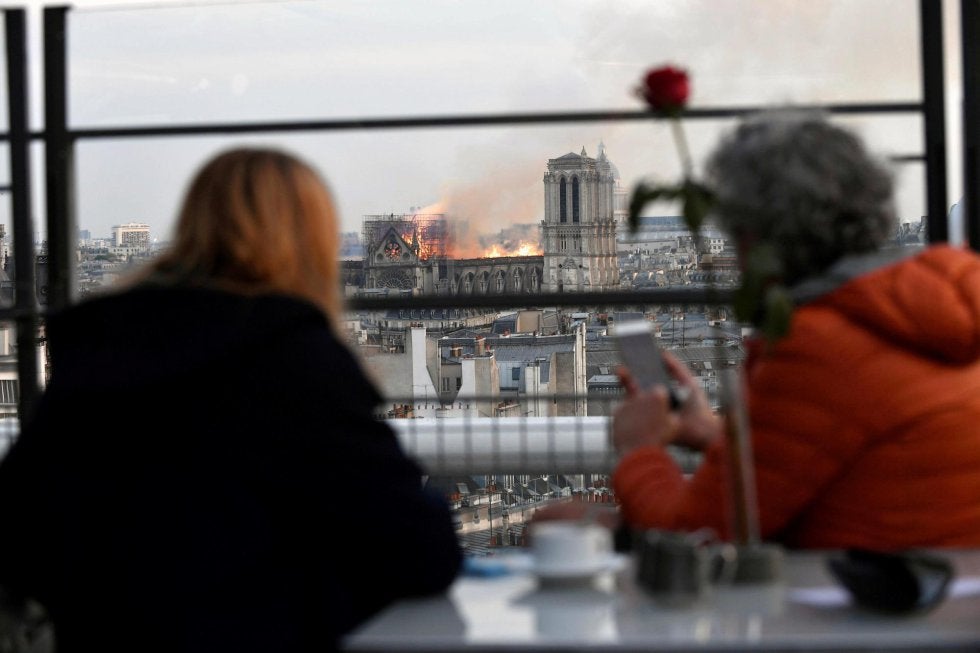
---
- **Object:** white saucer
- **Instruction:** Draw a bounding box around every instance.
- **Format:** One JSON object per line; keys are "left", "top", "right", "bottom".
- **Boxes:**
{"left": 530, "top": 554, "right": 626, "bottom": 580}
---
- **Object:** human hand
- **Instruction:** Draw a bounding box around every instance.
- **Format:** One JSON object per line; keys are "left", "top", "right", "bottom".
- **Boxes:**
{"left": 661, "top": 351, "right": 723, "bottom": 450}
{"left": 612, "top": 371, "right": 678, "bottom": 455}
{"left": 614, "top": 356, "right": 722, "bottom": 453}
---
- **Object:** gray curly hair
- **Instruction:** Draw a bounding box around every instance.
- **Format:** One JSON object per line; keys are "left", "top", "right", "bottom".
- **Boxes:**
{"left": 705, "top": 109, "right": 897, "bottom": 285}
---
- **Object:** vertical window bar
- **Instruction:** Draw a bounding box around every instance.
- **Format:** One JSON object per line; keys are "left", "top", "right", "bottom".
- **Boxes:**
{"left": 44, "top": 6, "right": 77, "bottom": 312}
{"left": 5, "top": 8, "right": 40, "bottom": 421}
{"left": 962, "top": 0, "right": 980, "bottom": 251}
{"left": 920, "top": 0, "right": 948, "bottom": 244}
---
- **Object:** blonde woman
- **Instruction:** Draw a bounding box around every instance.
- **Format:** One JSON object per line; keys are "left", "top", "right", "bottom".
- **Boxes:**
{"left": 0, "top": 147, "right": 462, "bottom": 653}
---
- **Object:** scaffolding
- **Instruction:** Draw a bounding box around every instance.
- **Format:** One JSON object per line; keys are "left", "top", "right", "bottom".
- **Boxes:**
{"left": 361, "top": 213, "right": 453, "bottom": 262}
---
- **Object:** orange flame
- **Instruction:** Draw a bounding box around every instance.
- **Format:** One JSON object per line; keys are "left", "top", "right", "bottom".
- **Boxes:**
{"left": 481, "top": 240, "right": 543, "bottom": 258}
{"left": 397, "top": 205, "right": 542, "bottom": 260}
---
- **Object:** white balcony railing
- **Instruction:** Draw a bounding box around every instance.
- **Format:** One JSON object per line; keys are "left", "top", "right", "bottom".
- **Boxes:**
{"left": 389, "top": 416, "right": 702, "bottom": 476}
{"left": 0, "top": 416, "right": 702, "bottom": 477}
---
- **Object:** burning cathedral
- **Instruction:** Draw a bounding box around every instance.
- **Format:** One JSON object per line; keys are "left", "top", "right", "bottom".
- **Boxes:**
{"left": 349, "top": 144, "right": 622, "bottom": 296}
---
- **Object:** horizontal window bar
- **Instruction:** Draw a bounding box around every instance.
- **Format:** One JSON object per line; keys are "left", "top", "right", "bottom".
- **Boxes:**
{"left": 0, "top": 101, "right": 925, "bottom": 142}
{"left": 347, "top": 288, "right": 736, "bottom": 312}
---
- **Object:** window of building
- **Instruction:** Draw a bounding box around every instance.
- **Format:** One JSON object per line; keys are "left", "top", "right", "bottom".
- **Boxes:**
{"left": 572, "top": 176, "right": 580, "bottom": 223}
{"left": 559, "top": 177, "right": 567, "bottom": 223}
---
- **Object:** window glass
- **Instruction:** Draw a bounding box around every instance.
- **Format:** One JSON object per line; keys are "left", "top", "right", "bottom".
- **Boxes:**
{"left": 60, "top": 0, "right": 936, "bottom": 257}
{"left": 66, "top": 0, "right": 922, "bottom": 128}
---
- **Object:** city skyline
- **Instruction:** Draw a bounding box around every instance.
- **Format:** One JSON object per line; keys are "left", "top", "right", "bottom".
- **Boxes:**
{"left": 0, "top": 0, "right": 965, "bottom": 246}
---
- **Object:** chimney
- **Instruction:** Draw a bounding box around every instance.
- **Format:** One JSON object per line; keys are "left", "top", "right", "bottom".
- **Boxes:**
{"left": 474, "top": 336, "right": 485, "bottom": 356}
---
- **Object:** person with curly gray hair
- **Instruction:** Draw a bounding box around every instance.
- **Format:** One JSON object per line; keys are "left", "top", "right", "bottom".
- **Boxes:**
{"left": 707, "top": 109, "right": 896, "bottom": 285}
{"left": 609, "top": 109, "right": 980, "bottom": 549}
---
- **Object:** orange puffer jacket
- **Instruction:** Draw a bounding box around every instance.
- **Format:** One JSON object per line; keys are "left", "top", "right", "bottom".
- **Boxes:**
{"left": 613, "top": 244, "right": 980, "bottom": 549}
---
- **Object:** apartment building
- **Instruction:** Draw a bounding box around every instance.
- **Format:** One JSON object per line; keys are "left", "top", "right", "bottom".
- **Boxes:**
{"left": 111, "top": 223, "right": 151, "bottom": 251}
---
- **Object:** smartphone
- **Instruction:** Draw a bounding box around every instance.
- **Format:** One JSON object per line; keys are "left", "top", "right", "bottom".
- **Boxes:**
{"left": 614, "top": 319, "right": 686, "bottom": 409}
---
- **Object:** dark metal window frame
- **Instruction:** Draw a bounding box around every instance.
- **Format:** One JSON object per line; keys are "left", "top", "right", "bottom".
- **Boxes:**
{"left": 0, "top": 1, "right": 971, "bottom": 420}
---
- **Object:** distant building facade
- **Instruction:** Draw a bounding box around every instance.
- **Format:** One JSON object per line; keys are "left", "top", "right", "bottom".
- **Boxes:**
{"left": 542, "top": 145, "right": 620, "bottom": 293}
{"left": 111, "top": 222, "right": 151, "bottom": 251}
{"left": 354, "top": 213, "right": 544, "bottom": 297}
{"left": 359, "top": 323, "right": 588, "bottom": 419}
{"left": 348, "top": 146, "right": 627, "bottom": 297}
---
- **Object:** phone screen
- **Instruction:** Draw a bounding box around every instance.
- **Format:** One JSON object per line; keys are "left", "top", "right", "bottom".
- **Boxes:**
{"left": 614, "top": 320, "right": 670, "bottom": 390}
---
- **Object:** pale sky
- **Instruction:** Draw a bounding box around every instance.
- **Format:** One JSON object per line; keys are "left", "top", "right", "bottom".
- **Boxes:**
{"left": 2, "top": 0, "right": 967, "bottom": 247}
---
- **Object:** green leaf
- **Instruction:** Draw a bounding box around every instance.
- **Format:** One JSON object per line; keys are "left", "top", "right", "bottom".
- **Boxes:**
{"left": 761, "top": 285, "right": 794, "bottom": 343}
{"left": 732, "top": 243, "right": 793, "bottom": 345}
{"left": 744, "top": 243, "right": 782, "bottom": 278}
{"left": 628, "top": 183, "right": 668, "bottom": 233}
{"left": 630, "top": 179, "right": 714, "bottom": 237}
{"left": 680, "top": 179, "right": 714, "bottom": 242}
{"left": 733, "top": 272, "right": 762, "bottom": 325}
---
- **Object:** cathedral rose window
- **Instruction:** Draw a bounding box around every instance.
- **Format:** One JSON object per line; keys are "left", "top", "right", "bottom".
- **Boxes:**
{"left": 384, "top": 239, "right": 402, "bottom": 260}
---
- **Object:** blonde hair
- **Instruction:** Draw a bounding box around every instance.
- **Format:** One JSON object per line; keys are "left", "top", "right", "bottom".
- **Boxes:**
{"left": 143, "top": 147, "right": 343, "bottom": 322}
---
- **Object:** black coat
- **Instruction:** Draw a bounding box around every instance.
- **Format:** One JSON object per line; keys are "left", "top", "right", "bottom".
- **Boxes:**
{"left": 0, "top": 285, "right": 462, "bottom": 652}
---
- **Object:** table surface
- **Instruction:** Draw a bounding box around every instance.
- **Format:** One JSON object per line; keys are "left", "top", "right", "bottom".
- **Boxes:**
{"left": 342, "top": 547, "right": 980, "bottom": 652}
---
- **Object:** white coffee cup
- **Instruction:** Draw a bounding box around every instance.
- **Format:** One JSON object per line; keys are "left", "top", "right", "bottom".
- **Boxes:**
{"left": 530, "top": 521, "right": 613, "bottom": 575}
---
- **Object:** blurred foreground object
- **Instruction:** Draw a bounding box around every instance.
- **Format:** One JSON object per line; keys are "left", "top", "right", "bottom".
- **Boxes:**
{"left": 612, "top": 110, "right": 980, "bottom": 550}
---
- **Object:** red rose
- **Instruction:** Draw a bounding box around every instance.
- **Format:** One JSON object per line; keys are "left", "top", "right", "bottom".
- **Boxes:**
{"left": 637, "top": 65, "right": 690, "bottom": 113}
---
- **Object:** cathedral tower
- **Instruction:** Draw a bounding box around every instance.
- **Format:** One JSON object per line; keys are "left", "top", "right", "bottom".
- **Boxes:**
{"left": 541, "top": 145, "right": 620, "bottom": 292}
